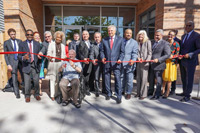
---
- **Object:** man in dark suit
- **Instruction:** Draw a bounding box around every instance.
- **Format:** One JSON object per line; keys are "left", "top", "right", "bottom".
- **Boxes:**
{"left": 148, "top": 29, "right": 171, "bottom": 100}
{"left": 69, "top": 33, "right": 80, "bottom": 59}
{"left": 100, "top": 25, "right": 125, "bottom": 104}
{"left": 78, "top": 30, "right": 93, "bottom": 95}
{"left": 18, "top": 29, "right": 42, "bottom": 103}
{"left": 89, "top": 32, "right": 105, "bottom": 97}
{"left": 4, "top": 28, "right": 22, "bottom": 98}
{"left": 177, "top": 21, "right": 200, "bottom": 102}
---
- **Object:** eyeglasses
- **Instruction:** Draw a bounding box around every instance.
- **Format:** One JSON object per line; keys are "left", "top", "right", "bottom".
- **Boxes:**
{"left": 45, "top": 36, "right": 51, "bottom": 38}
{"left": 26, "top": 34, "right": 33, "bottom": 36}
{"left": 186, "top": 25, "right": 192, "bottom": 27}
{"left": 168, "top": 34, "right": 175, "bottom": 36}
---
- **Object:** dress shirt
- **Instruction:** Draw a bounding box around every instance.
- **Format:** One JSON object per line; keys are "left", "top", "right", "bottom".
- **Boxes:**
{"left": 62, "top": 59, "right": 82, "bottom": 80}
{"left": 11, "top": 39, "right": 19, "bottom": 52}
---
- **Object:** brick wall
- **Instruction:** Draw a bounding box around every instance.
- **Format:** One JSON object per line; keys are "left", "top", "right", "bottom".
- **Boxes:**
{"left": 136, "top": 0, "right": 164, "bottom": 32}
{"left": 3, "top": 0, "right": 43, "bottom": 41}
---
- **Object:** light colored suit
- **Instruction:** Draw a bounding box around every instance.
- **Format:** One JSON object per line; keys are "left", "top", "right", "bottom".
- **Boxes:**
{"left": 45, "top": 42, "right": 66, "bottom": 97}
{"left": 136, "top": 40, "right": 152, "bottom": 97}
{"left": 121, "top": 38, "right": 138, "bottom": 94}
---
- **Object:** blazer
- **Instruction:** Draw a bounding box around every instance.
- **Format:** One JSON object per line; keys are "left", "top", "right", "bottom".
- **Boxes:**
{"left": 78, "top": 40, "right": 93, "bottom": 60}
{"left": 18, "top": 40, "right": 41, "bottom": 73}
{"left": 180, "top": 31, "right": 200, "bottom": 67}
{"left": 100, "top": 35, "right": 125, "bottom": 69}
{"left": 122, "top": 38, "right": 138, "bottom": 67}
{"left": 138, "top": 40, "right": 152, "bottom": 67}
{"left": 46, "top": 42, "right": 66, "bottom": 75}
{"left": 151, "top": 39, "right": 171, "bottom": 70}
{"left": 4, "top": 39, "right": 22, "bottom": 66}
{"left": 69, "top": 40, "right": 80, "bottom": 55}
{"left": 89, "top": 42, "right": 102, "bottom": 60}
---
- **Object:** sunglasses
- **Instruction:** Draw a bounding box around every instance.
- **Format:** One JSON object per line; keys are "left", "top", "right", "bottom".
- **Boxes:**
{"left": 186, "top": 25, "right": 192, "bottom": 27}
{"left": 26, "top": 34, "right": 33, "bottom": 36}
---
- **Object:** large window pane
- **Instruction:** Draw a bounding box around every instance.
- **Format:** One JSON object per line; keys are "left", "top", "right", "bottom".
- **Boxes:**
{"left": 102, "top": 7, "right": 118, "bottom": 26}
{"left": 119, "top": 7, "right": 135, "bottom": 27}
{"left": 63, "top": 6, "right": 100, "bottom": 25}
{"left": 45, "top": 6, "right": 62, "bottom": 26}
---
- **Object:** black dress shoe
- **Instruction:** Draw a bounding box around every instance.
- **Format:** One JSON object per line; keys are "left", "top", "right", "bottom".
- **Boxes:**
{"left": 150, "top": 96, "right": 159, "bottom": 100}
{"left": 169, "top": 91, "right": 175, "bottom": 96}
{"left": 86, "top": 91, "right": 91, "bottom": 96}
{"left": 122, "top": 91, "right": 125, "bottom": 95}
{"left": 105, "top": 96, "right": 110, "bottom": 100}
{"left": 116, "top": 98, "right": 121, "bottom": 104}
{"left": 180, "top": 97, "right": 190, "bottom": 102}
{"left": 95, "top": 92, "right": 99, "bottom": 97}
{"left": 176, "top": 93, "right": 184, "bottom": 96}
{"left": 16, "top": 95, "right": 20, "bottom": 99}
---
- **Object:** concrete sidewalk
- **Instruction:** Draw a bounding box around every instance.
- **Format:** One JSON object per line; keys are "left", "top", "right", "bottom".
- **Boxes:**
{"left": 0, "top": 84, "right": 200, "bottom": 133}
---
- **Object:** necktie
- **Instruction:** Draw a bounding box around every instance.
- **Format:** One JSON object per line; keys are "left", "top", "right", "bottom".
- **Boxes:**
{"left": 183, "top": 34, "right": 189, "bottom": 44}
{"left": 29, "top": 42, "right": 34, "bottom": 62}
{"left": 110, "top": 37, "right": 113, "bottom": 50}
{"left": 124, "top": 40, "right": 127, "bottom": 46}
{"left": 13, "top": 40, "right": 17, "bottom": 60}
{"left": 152, "top": 42, "right": 158, "bottom": 50}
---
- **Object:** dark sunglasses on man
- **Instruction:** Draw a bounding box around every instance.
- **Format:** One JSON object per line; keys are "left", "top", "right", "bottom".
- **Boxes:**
{"left": 26, "top": 34, "right": 33, "bottom": 36}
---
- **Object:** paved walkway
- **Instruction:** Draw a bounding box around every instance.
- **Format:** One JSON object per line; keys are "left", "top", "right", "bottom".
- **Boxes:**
{"left": 0, "top": 84, "right": 200, "bottom": 133}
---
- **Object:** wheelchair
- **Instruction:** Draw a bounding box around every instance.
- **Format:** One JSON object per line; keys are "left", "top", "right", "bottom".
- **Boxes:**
{"left": 55, "top": 72, "right": 86, "bottom": 104}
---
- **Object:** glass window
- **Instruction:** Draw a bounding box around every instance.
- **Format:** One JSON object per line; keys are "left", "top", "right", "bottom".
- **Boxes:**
{"left": 63, "top": 6, "right": 100, "bottom": 25}
{"left": 150, "top": 9, "right": 155, "bottom": 19}
{"left": 45, "top": 6, "right": 62, "bottom": 26}
{"left": 140, "top": 6, "right": 156, "bottom": 40}
{"left": 102, "top": 7, "right": 118, "bottom": 26}
{"left": 141, "top": 14, "right": 147, "bottom": 24}
{"left": 117, "top": 27, "right": 135, "bottom": 38}
{"left": 119, "top": 7, "right": 135, "bottom": 27}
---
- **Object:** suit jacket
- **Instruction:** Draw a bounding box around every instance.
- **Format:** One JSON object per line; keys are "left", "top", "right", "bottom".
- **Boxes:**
{"left": 18, "top": 40, "right": 41, "bottom": 73}
{"left": 122, "top": 38, "right": 138, "bottom": 67}
{"left": 89, "top": 42, "right": 102, "bottom": 60}
{"left": 100, "top": 36, "right": 125, "bottom": 69}
{"left": 78, "top": 40, "right": 93, "bottom": 60}
{"left": 138, "top": 40, "right": 152, "bottom": 67}
{"left": 69, "top": 40, "right": 80, "bottom": 57}
{"left": 180, "top": 31, "right": 200, "bottom": 67}
{"left": 151, "top": 39, "right": 171, "bottom": 70}
{"left": 4, "top": 39, "right": 22, "bottom": 67}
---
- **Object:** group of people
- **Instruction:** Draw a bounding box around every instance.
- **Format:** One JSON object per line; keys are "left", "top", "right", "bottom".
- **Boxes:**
{"left": 3, "top": 21, "right": 200, "bottom": 108}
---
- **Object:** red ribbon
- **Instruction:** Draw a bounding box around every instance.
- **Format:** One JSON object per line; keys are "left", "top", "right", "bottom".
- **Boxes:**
{"left": 0, "top": 51, "right": 183, "bottom": 63}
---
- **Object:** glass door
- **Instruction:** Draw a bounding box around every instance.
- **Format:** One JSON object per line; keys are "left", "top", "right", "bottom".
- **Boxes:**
{"left": 64, "top": 25, "right": 83, "bottom": 41}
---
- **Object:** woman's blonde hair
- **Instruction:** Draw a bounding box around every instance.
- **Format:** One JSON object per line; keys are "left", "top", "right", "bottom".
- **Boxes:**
{"left": 66, "top": 39, "right": 72, "bottom": 45}
{"left": 136, "top": 30, "right": 149, "bottom": 43}
{"left": 54, "top": 31, "right": 65, "bottom": 41}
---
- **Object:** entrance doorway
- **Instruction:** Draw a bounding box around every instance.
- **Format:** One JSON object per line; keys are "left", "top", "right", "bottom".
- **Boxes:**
{"left": 64, "top": 25, "right": 100, "bottom": 41}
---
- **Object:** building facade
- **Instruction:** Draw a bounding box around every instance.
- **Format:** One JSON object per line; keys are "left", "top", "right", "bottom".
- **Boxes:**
{"left": 2, "top": 0, "right": 200, "bottom": 84}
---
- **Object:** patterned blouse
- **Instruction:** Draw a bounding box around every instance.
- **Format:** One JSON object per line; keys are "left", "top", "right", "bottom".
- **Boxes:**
{"left": 170, "top": 41, "right": 180, "bottom": 64}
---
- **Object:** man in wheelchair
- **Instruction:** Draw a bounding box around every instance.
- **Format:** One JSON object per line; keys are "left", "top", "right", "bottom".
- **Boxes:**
{"left": 59, "top": 49, "right": 82, "bottom": 108}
